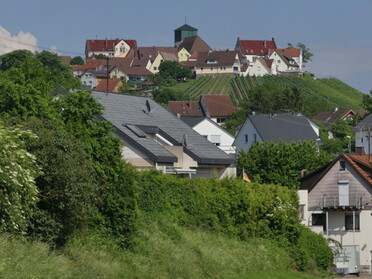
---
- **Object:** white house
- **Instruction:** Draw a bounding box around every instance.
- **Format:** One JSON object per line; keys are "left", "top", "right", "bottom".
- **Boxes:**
{"left": 299, "top": 154, "right": 372, "bottom": 275}
{"left": 246, "top": 58, "right": 272, "bottom": 77}
{"left": 181, "top": 117, "right": 236, "bottom": 155}
{"left": 234, "top": 112, "right": 320, "bottom": 154}
{"left": 268, "top": 49, "right": 301, "bottom": 74}
{"left": 353, "top": 114, "right": 372, "bottom": 155}
{"left": 80, "top": 70, "right": 106, "bottom": 88}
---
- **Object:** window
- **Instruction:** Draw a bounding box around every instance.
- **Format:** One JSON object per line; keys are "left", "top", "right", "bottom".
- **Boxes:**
{"left": 245, "top": 134, "right": 248, "bottom": 143}
{"left": 210, "top": 135, "right": 221, "bottom": 146}
{"left": 312, "top": 213, "right": 326, "bottom": 231}
{"left": 299, "top": 205, "right": 305, "bottom": 220}
{"left": 338, "top": 181, "right": 349, "bottom": 206}
{"left": 253, "top": 134, "right": 257, "bottom": 143}
{"left": 154, "top": 67, "right": 157, "bottom": 71}
{"left": 339, "top": 161, "right": 346, "bottom": 171}
{"left": 345, "top": 213, "right": 360, "bottom": 230}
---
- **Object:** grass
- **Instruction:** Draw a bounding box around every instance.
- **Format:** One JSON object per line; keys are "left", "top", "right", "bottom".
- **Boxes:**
{"left": 0, "top": 217, "right": 333, "bottom": 279}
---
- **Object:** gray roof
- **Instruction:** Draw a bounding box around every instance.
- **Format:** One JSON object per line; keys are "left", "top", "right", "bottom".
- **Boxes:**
{"left": 174, "top": 24, "right": 198, "bottom": 31}
{"left": 180, "top": 117, "right": 206, "bottom": 127}
{"left": 352, "top": 113, "right": 372, "bottom": 132}
{"left": 248, "top": 113, "right": 319, "bottom": 143}
{"left": 92, "top": 91, "right": 234, "bottom": 165}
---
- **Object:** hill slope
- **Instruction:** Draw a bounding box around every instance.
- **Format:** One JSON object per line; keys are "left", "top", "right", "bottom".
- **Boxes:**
{"left": 167, "top": 75, "right": 365, "bottom": 116}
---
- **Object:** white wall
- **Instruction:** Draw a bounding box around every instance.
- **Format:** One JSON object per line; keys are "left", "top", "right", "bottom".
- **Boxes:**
{"left": 234, "top": 117, "right": 263, "bottom": 154}
{"left": 81, "top": 72, "right": 98, "bottom": 88}
{"left": 192, "top": 119, "right": 236, "bottom": 155}
{"left": 355, "top": 131, "right": 372, "bottom": 155}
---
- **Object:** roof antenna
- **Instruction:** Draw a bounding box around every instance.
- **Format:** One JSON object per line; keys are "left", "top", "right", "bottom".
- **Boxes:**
{"left": 185, "top": 14, "right": 187, "bottom": 24}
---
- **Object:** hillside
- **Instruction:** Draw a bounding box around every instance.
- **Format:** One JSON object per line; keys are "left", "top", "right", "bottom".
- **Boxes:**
{"left": 167, "top": 75, "right": 365, "bottom": 116}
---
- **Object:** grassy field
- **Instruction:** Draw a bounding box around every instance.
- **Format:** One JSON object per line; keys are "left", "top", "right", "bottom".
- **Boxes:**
{"left": 0, "top": 217, "right": 329, "bottom": 279}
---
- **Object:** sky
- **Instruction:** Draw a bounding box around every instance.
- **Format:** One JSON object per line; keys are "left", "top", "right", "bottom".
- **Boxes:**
{"left": 0, "top": 0, "right": 371, "bottom": 94}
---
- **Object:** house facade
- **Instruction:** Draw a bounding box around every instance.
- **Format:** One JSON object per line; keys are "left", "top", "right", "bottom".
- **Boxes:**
{"left": 92, "top": 91, "right": 235, "bottom": 179}
{"left": 194, "top": 51, "right": 241, "bottom": 76}
{"left": 299, "top": 154, "right": 372, "bottom": 274}
{"left": 181, "top": 117, "right": 236, "bottom": 155}
{"left": 85, "top": 39, "right": 137, "bottom": 59}
{"left": 353, "top": 114, "right": 372, "bottom": 155}
{"left": 234, "top": 112, "right": 320, "bottom": 153}
{"left": 235, "top": 37, "right": 277, "bottom": 64}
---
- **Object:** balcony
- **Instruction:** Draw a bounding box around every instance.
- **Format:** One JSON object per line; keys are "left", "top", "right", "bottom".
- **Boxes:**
{"left": 320, "top": 194, "right": 364, "bottom": 210}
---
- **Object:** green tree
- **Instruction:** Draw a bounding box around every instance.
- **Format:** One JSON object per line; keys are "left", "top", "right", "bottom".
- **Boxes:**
{"left": 238, "top": 141, "right": 331, "bottom": 188}
{"left": 20, "top": 118, "right": 97, "bottom": 246}
{"left": 157, "top": 60, "right": 192, "bottom": 82}
{"left": 0, "top": 49, "right": 34, "bottom": 71}
{"left": 0, "top": 123, "right": 41, "bottom": 234}
{"left": 361, "top": 90, "right": 372, "bottom": 113}
{"left": 36, "top": 50, "right": 81, "bottom": 91}
{"left": 70, "top": 56, "right": 85, "bottom": 65}
{"left": 288, "top": 42, "right": 313, "bottom": 64}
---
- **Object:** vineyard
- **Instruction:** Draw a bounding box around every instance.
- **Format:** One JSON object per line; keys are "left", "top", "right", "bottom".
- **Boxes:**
{"left": 167, "top": 74, "right": 365, "bottom": 112}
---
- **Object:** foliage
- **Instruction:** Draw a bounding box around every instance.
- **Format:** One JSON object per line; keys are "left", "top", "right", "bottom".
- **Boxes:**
{"left": 36, "top": 50, "right": 81, "bottom": 91}
{"left": 70, "top": 56, "right": 85, "bottom": 65}
{"left": 238, "top": 141, "right": 331, "bottom": 189}
{"left": 56, "top": 90, "right": 139, "bottom": 247}
{"left": 318, "top": 120, "right": 354, "bottom": 156}
{"left": 156, "top": 61, "right": 192, "bottom": 85}
{"left": 19, "top": 118, "right": 97, "bottom": 246}
{"left": 361, "top": 90, "right": 372, "bottom": 113}
{"left": 223, "top": 107, "right": 248, "bottom": 134}
{"left": 153, "top": 88, "right": 187, "bottom": 104}
{"left": 93, "top": 54, "right": 108, "bottom": 59}
{"left": 118, "top": 81, "right": 131, "bottom": 93}
{"left": 0, "top": 49, "right": 34, "bottom": 71}
{"left": 290, "top": 225, "right": 333, "bottom": 271}
{"left": 0, "top": 123, "right": 41, "bottom": 234}
{"left": 288, "top": 42, "right": 314, "bottom": 64}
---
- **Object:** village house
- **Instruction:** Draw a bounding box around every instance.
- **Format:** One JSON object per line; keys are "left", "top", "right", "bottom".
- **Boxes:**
{"left": 194, "top": 51, "right": 241, "bottom": 76}
{"left": 313, "top": 108, "right": 356, "bottom": 127}
{"left": 268, "top": 49, "right": 302, "bottom": 76}
{"left": 80, "top": 70, "right": 108, "bottom": 89}
{"left": 91, "top": 91, "right": 235, "bottom": 178}
{"left": 353, "top": 113, "right": 372, "bottom": 155}
{"left": 168, "top": 94, "right": 237, "bottom": 125}
{"left": 95, "top": 78, "right": 123, "bottom": 93}
{"left": 85, "top": 39, "right": 138, "bottom": 59}
{"left": 234, "top": 112, "right": 320, "bottom": 153}
{"left": 235, "top": 37, "right": 277, "bottom": 64}
{"left": 181, "top": 117, "right": 236, "bottom": 156}
{"left": 299, "top": 154, "right": 372, "bottom": 274}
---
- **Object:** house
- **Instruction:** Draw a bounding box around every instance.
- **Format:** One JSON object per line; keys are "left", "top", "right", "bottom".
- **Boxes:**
{"left": 148, "top": 51, "right": 178, "bottom": 74}
{"left": 177, "top": 35, "right": 212, "bottom": 55}
{"left": 298, "top": 154, "right": 372, "bottom": 274}
{"left": 235, "top": 37, "right": 277, "bottom": 64}
{"left": 174, "top": 23, "right": 198, "bottom": 47}
{"left": 272, "top": 48, "right": 303, "bottom": 71}
{"left": 168, "top": 95, "right": 237, "bottom": 125}
{"left": 245, "top": 58, "right": 272, "bottom": 77}
{"left": 194, "top": 51, "right": 241, "bottom": 76}
{"left": 268, "top": 49, "right": 301, "bottom": 75}
{"left": 181, "top": 117, "right": 236, "bottom": 155}
{"left": 91, "top": 91, "right": 235, "bottom": 178}
{"left": 168, "top": 100, "right": 204, "bottom": 117}
{"left": 234, "top": 112, "right": 320, "bottom": 153}
{"left": 313, "top": 108, "right": 356, "bottom": 127}
{"left": 352, "top": 113, "right": 372, "bottom": 155}
{"left": 199, "top": 94, "right": 237, "bottom": 124}
{"left": 95, "top": 78, "right": 123, "bottom": 93}
{"left": 80, "top": 70, "right": 108, "bottom": 88}
{"left": 85, "top": 39, "right": 137, "bottom": 59}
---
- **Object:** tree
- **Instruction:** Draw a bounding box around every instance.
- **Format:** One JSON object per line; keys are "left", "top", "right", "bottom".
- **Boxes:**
{"left": 288, "top": 42, "right": 313, "bottom": 64}
{"left": 157, "top": 60, "right": 192, "bottom": 82}
{"left": 36, "top": 50, "right": 81, "bottom": 91}
{"left": 0, "top": 49, "right": 34, "bottom": 71}
{"left": 238, "top": 141, "right": 331, "bottom": 188}
{"left": 361, "top": 90, "right": 372, "bottom": 113}
{"left": 21, "top": 118, "right": 97, "bottom": 246}
{"left": 0, "top": 123, "right": 41, "bottom": 234}
{"left": 70, "top": 56, "right": 85, "bottom": 65}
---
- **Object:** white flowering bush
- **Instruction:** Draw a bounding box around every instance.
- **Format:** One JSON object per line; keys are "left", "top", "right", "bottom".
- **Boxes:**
{"left": 0, "top": 124, "right": 41, "bottom": 233}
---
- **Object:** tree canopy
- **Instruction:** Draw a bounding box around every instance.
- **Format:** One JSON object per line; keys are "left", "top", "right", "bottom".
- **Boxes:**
{"left": 288, "top": 42, "right": 313, "bottom": 64}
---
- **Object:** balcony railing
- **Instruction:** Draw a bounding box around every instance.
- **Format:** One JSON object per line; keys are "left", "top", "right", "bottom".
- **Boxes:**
{"left": 320, "top": 195, "right": 364, "bottom": 210}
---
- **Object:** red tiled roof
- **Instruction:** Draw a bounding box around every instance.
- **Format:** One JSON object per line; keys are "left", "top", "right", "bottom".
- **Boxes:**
{"left": 168, "top": 101, "right": 204, "bottom": 117}
{"left": 344, "top": 154, "right": 372, "bottom": 185}
{"left": 85, "top": 58, "right": 107, "bottom": 66}
{"left": 200, "top": 94, "right": 237, "bottom": 117}
{"left": 73, "top": 65, "right": 97, "bottom": 71}
{"left": 95, "top": 78, "right": 123, "bottom": 92}
{"left": 238, "top": 39, "right": 277, "bottom": 56}
{"left": 274, "top": 48, "right": 301, "bottom": 57}
{"left": 178, "top": 36, "right": 212, "bottom": 54}
{"left": 59, "top": 56, "right": 71, "bottom": 63}
{"left": 85, "top": 39, "right": 137, "bottom": 57}
{"left": 138, "top": 46, "right": 178, "bottom": 62}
